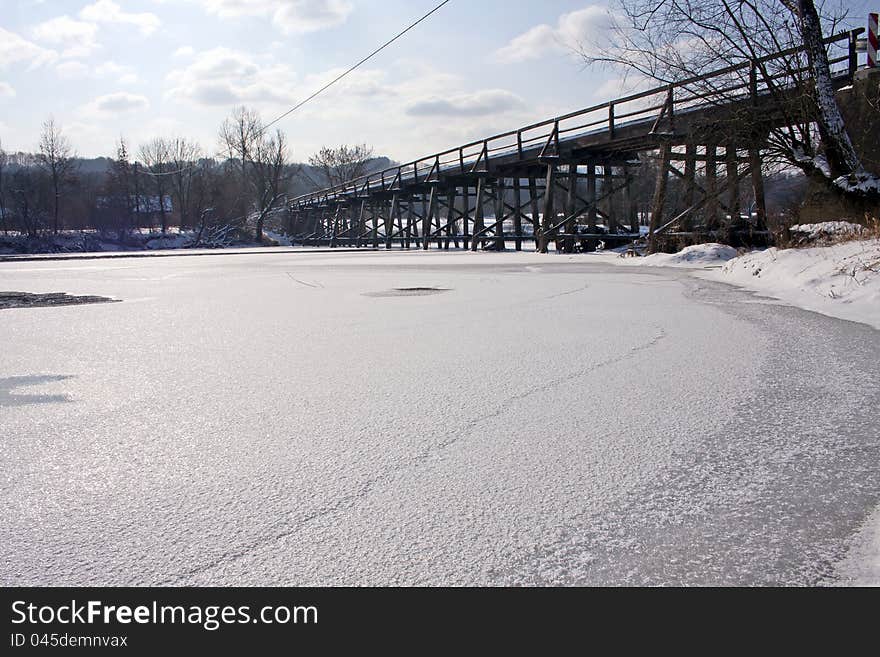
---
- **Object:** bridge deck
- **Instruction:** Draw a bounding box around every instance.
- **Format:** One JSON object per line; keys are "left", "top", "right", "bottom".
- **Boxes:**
{"left": 290, "top": 28, "right": 860, "bottom": 209}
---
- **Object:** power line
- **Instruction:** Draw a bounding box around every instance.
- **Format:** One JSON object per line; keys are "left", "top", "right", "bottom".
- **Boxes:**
{"left": 142, "top": 0, "right": 453, "bottom": 177}
{"left": 263, "top": 0, "right": 452, "bottom": 131}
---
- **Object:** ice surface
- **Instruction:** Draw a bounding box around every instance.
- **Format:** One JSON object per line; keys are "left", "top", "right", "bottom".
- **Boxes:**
{"left": 0, "top": 249, "right": 877, "bottom": 585}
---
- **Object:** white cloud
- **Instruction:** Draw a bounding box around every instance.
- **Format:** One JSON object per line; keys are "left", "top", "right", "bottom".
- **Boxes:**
{"left": 82, "top": 92, "right": 151, "bottom": 115}
{"left": 56, "top": 61, "right": 91, "bottom": 79}
{"left": 495, "top": 5, "right": 614, "bottom": 63}
{"left": 80, "top": 0, "right": 161, "bottom": 36}
{"left": 173, "top": 46, "right": 195, "bottom": 57}
{"left": 193, "top": 0, "right": 353, "bottom": 34}
{"left": 166, "top": 47, "right": 298, "bottom": 106}
{"left": 32, "top": 15, "right": 100, "bottom": 58}
{"left": 0, "top": 26, "right": 58, "bottom": 69}
{"left": 0, "top": 82, "right": 16, "bottom": 99}
{"left": 95, "top": 61, "right": 139, "bottom": 85}
{"left": 405, "top": 89, "right": 526, "bottom": 117}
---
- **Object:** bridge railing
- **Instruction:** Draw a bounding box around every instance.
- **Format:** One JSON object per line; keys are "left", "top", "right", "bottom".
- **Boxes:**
{"left": 291, "top": 28, "right": 863, "bottom": 209}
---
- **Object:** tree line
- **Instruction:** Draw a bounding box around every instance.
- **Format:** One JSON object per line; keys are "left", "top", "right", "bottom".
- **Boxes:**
{"left": 0, "top": 107, "right": 379, "bottom": 244}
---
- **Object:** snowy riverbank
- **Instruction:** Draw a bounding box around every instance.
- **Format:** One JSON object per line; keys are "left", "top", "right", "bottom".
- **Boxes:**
{"left": 595, "top": 231, "right": 880, "bottom": 332}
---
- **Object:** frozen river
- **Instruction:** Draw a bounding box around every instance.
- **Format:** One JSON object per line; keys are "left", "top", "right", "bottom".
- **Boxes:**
{"left": 1, "top": 249, "right": 878, "bottom": 585}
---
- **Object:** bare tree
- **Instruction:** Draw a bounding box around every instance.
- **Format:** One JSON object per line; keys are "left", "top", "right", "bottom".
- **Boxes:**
{"left": 251, "top": 129, "right": 291, "bottom": 242}
{"left": 307, "top": 144, "right": 375, "bottom": 189}
{"left": 167, "top": 137, "right": 203, "bottom": 231}
{"left": 103, "top": 137, "right": 136, "bottom": 238}
{"left": 37, "top": 118, "right": 76, "bottom": 234}
{"left": 219, "top": 106, "right": 262, "bottom": 222}
{"left": 0, "top": 138, "right": 7, "bottom": 235}
{"left": 139, "top": 138, "right": 172, "bottom": 234}
{"left": 581, "top": 0, "right": 878, "bottom": 200}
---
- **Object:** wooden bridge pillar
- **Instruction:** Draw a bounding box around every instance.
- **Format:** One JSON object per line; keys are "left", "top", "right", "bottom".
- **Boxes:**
{"left": 370, "top": 200, "right": 380, "bottom": 248}
{"left": 445, "top": 185, "right": 457, "bottom": 249}
{"left": 648, "top": 142, "right": 672, "bottom": 253}
{"left": 604, "top": 165, "right": 617, "bottom": 233}
{"left": 537, "top": 164, "right": 556, "bottom": 253}
{"left": 726, "top": 145, "right": 740, "bottom": 227}
{"left": 423, "top": 187, "right": 436, "bottom": 250}
{"left": 623, "top": 166, "right": 637, "bottom": 234}
{"left": 528, "top": 177, "right": 539, "bottom": 248}
{"left": 705, "top": 143, "right": 719, "bottom": 230}
{"left": 495, "top": 178, "right": 506, "bottom": 251}
{"left": 749, "top": 146, "right": 767, "bottom": 232}
{"left": 390, "top": 194, "right": 402, "bottom": 249}
{"left": 564, "top": 167, "right": 577, "bottom": 253}
{"left": 683, "top": 144, "right": 697, "bottom": 232}
{"left": 470, "top": 178, "right": 486, "bottom": 251}
{"left": 409, "top": 196, "right": 421, "bottom": 248}
{"left": 587, "top": 165, "right": 597, "bottom": 230}
{"left": 512, "top": 178, "right": 523, "bottom": 251}
{"left": 461, "top": 184, "right": 470, "bottom": 250}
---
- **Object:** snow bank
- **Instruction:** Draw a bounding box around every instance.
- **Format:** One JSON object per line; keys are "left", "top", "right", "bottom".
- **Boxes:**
{"left": 707, "top": 239, "right": 880, "bottom": 330}
{"left": 599, "top": 242, "right": 739, "bottom": 268}
{"left": 789, "top": 221, "right": 864, "bottom": 245}
{"left": 639, "top": 243, "right": 739, "bottom": 267}
{"left": 830, "top": 504, "right": 880, "bottom": 586}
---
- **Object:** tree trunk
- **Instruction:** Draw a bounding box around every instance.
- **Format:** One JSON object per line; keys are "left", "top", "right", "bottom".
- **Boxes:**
{"left": 798, "top": 0, "right": 875, "bottom": 189}
{"left": 53, "top": 173, "right": 60, "bottom": 235}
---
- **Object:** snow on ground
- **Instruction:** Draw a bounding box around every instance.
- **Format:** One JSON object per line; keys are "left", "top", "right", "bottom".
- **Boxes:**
{"left": 607, "top": 242, "right": 739, "bottom": 268}
{"left": 589, "top": 238, "right": 880, "bottom": 331}
{"left": 1, "top": 250, "right": 878, "bottom": 586}
{"left": 789, "top": 221, "right": 865, "bottom": 244}
{"left": 830, "top": 504, "right": 880, "bottom": 586}
{"left": 706, "top": 239, "right": 880, "bottom": 330}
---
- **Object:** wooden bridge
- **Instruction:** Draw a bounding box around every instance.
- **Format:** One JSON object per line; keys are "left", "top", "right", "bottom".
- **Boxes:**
{"left": 287, "top": 29, "right": 864, "bottom": 253}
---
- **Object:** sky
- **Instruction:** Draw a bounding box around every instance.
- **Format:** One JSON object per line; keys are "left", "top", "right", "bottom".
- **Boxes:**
{"left": 0, "top": 0, "right": 875, "bottom": 162}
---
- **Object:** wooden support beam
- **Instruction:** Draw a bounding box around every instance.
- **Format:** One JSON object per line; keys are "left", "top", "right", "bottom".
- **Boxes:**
{"left": 423, "top": 187, "right": 436, "bottom": 250}
{"left": 433, "top": 187, "right": 443, "bottom": 249}
{"left": 604, "top": 165, "right": 617, "bottom": 233}
{"left": 410, "top": 198, "right": 421, "bottom": 248}
{"left": 587, "top": 164, "right": 597, "bottom": 229}
{"left": 445, "top": 185, "right": 458, "bottom": 249}
{"left": 750, "top": 146, "right": 767, "bottom": 232}
{"left": 391, "top": 194, "right": 402, "bottom": 249}
{"left": 356, "top": 199, "right": 367, "bottom": 247}
{"left": 494, "top": 178, "right": 506, "bottom": 251}
{"left": 403, "top": 198, "right": 412, "bottom": 249}
{"left": 564, "top": 167, "right": 578, "bottom": 253}
{"left": 624, "top": 165, "right": 638, "bottom": 234}
{"left": 513, "top": 178, "right": 523, "bottom": 251}
{"left": 648, "top": 142, "right": 672, "bottom": 253}
{"left": 461, "top": 184, "right": 470, "bottom": 250}
{"left": 726, "top": 145, "right": 740, "bottom": 226}
{"left": 705, "top": 143, "right": 719, "bottom": 231}
{"left": 529, "top": 177, "right": 540, "bottom": 247}
{"left": 682, "top": 143, "right": 697, "bottom": 232}
{"left": 537, "top": 165, "right": 556, "bottom": 253}
{"left": 371, "top": 201, "right": 380, "bottom": 249}
{"left": 470, "top": 179, "right": 485, "bottom": 251}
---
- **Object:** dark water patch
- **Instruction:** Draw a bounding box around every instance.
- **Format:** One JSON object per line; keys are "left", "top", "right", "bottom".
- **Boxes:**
{"left": 0, "top": 375, "right": 74, "bottom": 407}
{"left": 0, "top": 291, "right": 119, "bottom": 309}
{"left": 363, "top": 287, "right": 451, "bottom": 298}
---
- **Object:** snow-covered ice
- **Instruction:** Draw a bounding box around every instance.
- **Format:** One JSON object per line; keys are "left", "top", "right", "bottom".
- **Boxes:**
{"left": 1, "top": 249, "right": 878, "bottom": 586}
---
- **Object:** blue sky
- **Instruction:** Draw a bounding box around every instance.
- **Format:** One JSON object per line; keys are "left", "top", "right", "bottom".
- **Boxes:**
{"left": 0, "top": 0, "right": 874, "bottom": 161}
